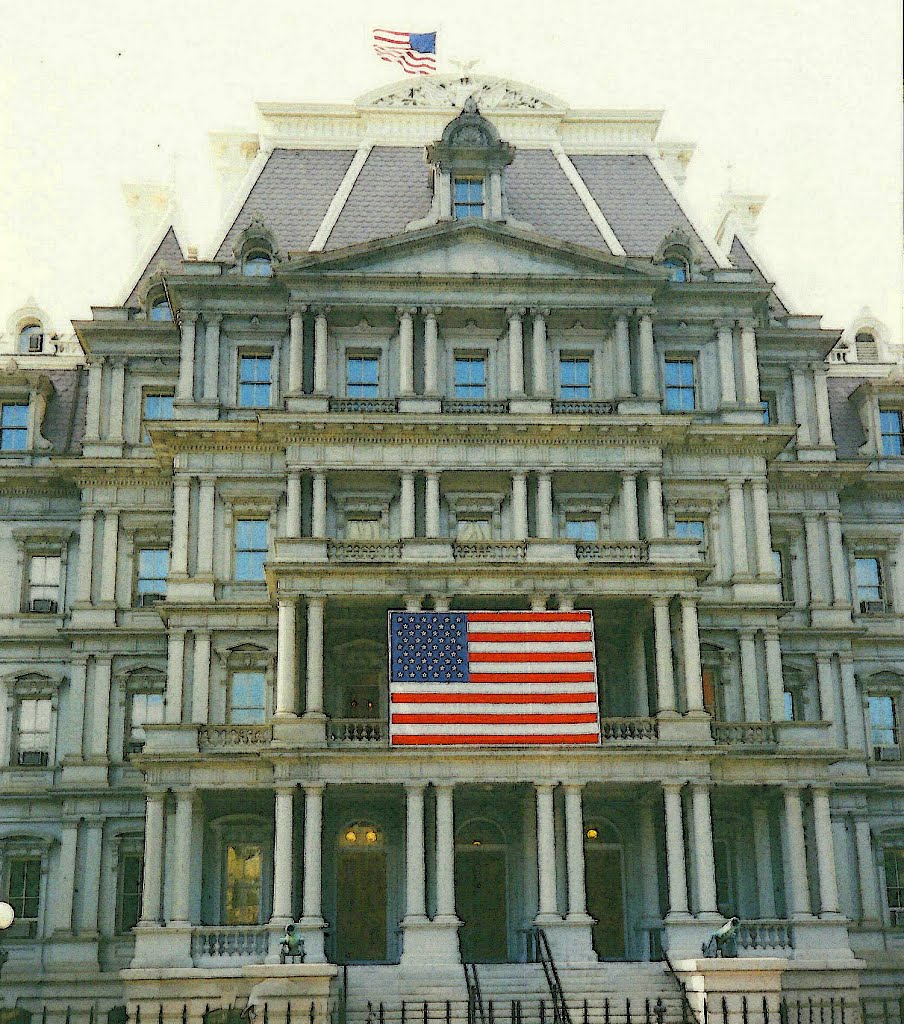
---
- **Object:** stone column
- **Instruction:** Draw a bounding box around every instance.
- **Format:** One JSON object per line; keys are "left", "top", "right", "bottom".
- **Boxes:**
{"left": 803, "top": 513, "right": 827, "bottom": 606}
{"left": 633, "top": 629, "right": 650, "bottom": 716}
{"left": 196, "top": 477, "right": 215, "bottom": 575}
{"left": 764, "top": 628, "right": 787, "bottom": 722}
{"left": 637, "top": 309, "right": 658, "bottom": 400}
{"left": 854, "top": 817, "right": 881, "bottom": 923}
{"left": 692, "top": 783, "right": 719, "bottom": 918}
{"left": 646, "top": 471, "right": 665, "bottom": 540}
{"left": 752, "top": 802, "right": 777, "bottom": 918}
{"left": 639, "top": 798, "right": 662, "bottom": 942}
{"left": 811, "top": 788, "right": 840, "bottom": 916}
{"left": 311, "top": 473, "right": 327, "bottom": 537}
{"left": 621, "top": 472, "right": 639, "bottom": 542}
{"left": 84, "top": 358, "right": 104, "bottom": 440}
{"left": 653, "top": 597, "right": 677, "bottom": 715}
{"left": 815, "top": 652, "right": 836, "bottom": 724}
{"left": 531, "top": 308, "right": 549, "bottom": 396}
{"left": 288, "top": 306, "right": 306, "bottom": 395}
{"left": 305, "top": 598, "right": 325, "bottom": 717}
{"left": 60, "top": 655, "right": 88, "bottom": 759}
{"left": 79, "top": 818, "right": 104, "bottom": 934}
{"left": 165, "top": 630, "right": 186, "bottom": 724}
{"left": 531, "top": 594, "right": 548, "bottom": 612}
{"left": 400, "top": 472, "right": 416, "bottom": 539}
{"left": 739, "top": 319, "right": 761, "bottom": 405}
{"left": 564, "top": 784, "right": 588, "bottom": 918}
{"left": 716, "top": 321, "right": 737, "bottom": 406}
{"left": 108, "top": 361, "right": 126, "bottom": 443}
{"left": 839, "top": 653, "right": 867, "bottom": 752}
{"left": 301, "top": 783, "right": 326, "bottom": 961}
{"left": 507, "top": 308, "right": 525, "bottom": 397}
{"left": 423, "top": 308, "right": 440, "bottom": 396}
{"left": 681, "top": 597, "right": 705, "bottom": 714}
{"left": 313, "top": 309, "right": 329, "bottom": 394}
{"left": 89, "top": 655, "right": 112, "bottom": 758}
{"left": 826, "top": 512, "right": 850, "bottom": 606}
{"left": 171, "top": 477, "right": 191, "bottom": 575}
{"left": 139, "top": 792, "right": 166, "bottom": 926}
{"left": 512, "top": 472, "right": 529, "bottom": 541}
{"left": 398, "top": 308, "right": 416, "bottom": 396}
{"left": 535, "top": 784, "right": 559, "bottom": 918}
{"left": 425, "top": 472, "right": 441, "bottom": 538}
{"left": 76, "top": 511, "right": 96, "bottom": 603}
{"left": 50, "top": 821, "right": 79, "bottom": 934}
{"left": 191, "top": 630, "right": 211, "bottom": 725}
{"left": 434, "top": 596, "right": 451, "bottom": 612}
{"left": 739, "top": 629, "right": 761, "bottom": 721}
{"left": 812, "top": 364, "right": 834, "bottom": 447}
{"left": 792, "top": 368, "right": 813, "bottom": 447}
{"left": 404, "top": 783, "right": 428, "bottom": 921}
{"left": 614, "top": 311, "right": 633, "bottom": 399}
{"left": 276, "top": 598, "right": 298, "bottom": 718}
{"left": 536, "top": 472, "right": 554, "bottom": 539}
{"left": 286, "top": 471, "right": 302, "bottom": 538}
{"left": 783, "top": 786, "right": 812, "bottom": 918}
{"left": 663, "top": 783, "right": 689, "bottom": 916}
{"left": 750, "top": 480, "right": 774, "bottom": 578}
{"left": 203, "top": 313, "right": 222, "bottom": 402}
{"left": 177, "top": 312, "right": 197, "bottom": 402}
{"left": 272, "top": 786, "right": 295, "bottom": 923}
{"left": 99, "top": 510, "right": 119, "bottom": 603}
{"left": 435, "top": 784, "right": 457, "bottom": 919}
{"left": 728, "top": 481, "right": 750, "bottom": 578}
{"left": 170, "top": 791, "right": 195, "bottom": 925}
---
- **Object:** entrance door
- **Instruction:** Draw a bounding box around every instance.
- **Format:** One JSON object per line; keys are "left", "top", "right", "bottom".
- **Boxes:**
{"left": 586, "top": 845, "right": 625, "bottom": 959}
{"left": 455, "top": 848, "right": 508, "bottom": 962}
{"left": 336, "top": 849, "right": 388, "bottom": 962}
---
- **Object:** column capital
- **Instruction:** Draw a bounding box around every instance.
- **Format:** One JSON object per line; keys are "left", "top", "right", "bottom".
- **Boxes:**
{"left": 181, "top": 311, "right": 199, "bottom": 325}
{"left": 610, "top": 306, "right": 633, "bottom": 322}
{"left": 512, "top": 468, "right": 527, "bottom": 480}
{"left": 738, "top": 626, "right": 757, "bottom": 641}
{"left": 782, "top": 781, "right": 805, "bottom": 795}
{"left": 621, "top": 469, "right": 638, "bottom": 481}
{"left": 736, "top": 317, "right": 757, "bottom": 331}
{"left": 713, "top": 317, "right": 736, "bottom": 332}
{"left": 561, "top": 782, "right": 584, "bottom": 795}
{"left": 814, "top": 651, "right": 832, "bottom": 666}
{"left": 425, "top": 469, "right": 441, "bottom": 481}
{"left": 396, "top": 305, "right": 417, "bottom": 319}
{"left": 802, "top": 509, "right": 820, "bottom": 523}
{"left": 405, "top": 780, "right": 428, "bottom": 793}
{"left": 89, "top": 354, "right": 108, "bottom": 367}
{"left": 303, "top": 781, "right": 325, "bottom": 796}
{"left": 311, "top": 304, "right": 332, "bottom": 318}
{"left": 763, "top": 625, "right": 781, "bottom": 641}
{"left": 809, "top": 784, "right": 832, "bottom": 798}
{"left": 651, "top": 594, "right": 672, "bottom": 608}
{"left": 421, "top": 304, "right": 443, "bottom": 317}
{"left": 287, "top": 302, "right": 308, "bottom": 317}
{"left": 824, "top": 508, "right": 842, "bottom": 523}
{"left": 662, "top": 780, "right": 686, "bottom": 794}
{"left": 505, "top": 306, "right": 526, "bottom": 320}
{"left": 678, "top": 592, "right": 699, "bottom": 607}
{"left": 634, "top": 306, "right": 655, "bottom": 320}
{"left": 433, "top": 781, "right": 456, "bottom": 793}
{"left": 535, "top": 781, "right": 556, "bottom": 794}
{"left": 837, "top": 650, "right": 855, "bottom": 665}
{"left": 206, "top": 311, "right": 224, "bottom": 326}
{"left": 145, "top": 789, "right": 168, "bottom": 804}
{"left": 306, "top": 594, "right": 325, "bottom": 609}
{"left": 530, "top": 306, "right": 550, "bottom": 319}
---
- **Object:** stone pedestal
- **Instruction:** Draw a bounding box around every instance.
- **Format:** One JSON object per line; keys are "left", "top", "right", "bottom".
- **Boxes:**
{"left": 400, "top": 916, "right": 463, "bottom": 965}
{"left": 540, "top": 915, "right": 598, "bottom": 965}
{"left": 399, "top": 397, "right": 442, "bottom": 414}
{"left": 129, "top": 924, "right": 193, "bottom": 969}
{"left": 271, "top": 717, "right": 327, "bottom": 748}
{"left": 286, "top": 395, "right": 330, "bottom": 414}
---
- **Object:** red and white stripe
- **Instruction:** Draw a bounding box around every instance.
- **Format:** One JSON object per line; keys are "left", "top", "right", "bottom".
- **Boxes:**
{"left": 372, "top": 29, "right": 436, "bottom": 76}
{"left": 390, "top": 611, "right": 600, "bottom": 747}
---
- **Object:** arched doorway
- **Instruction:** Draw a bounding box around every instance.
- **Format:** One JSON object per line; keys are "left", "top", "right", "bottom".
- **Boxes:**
{"left": 584, "top": 820, "right": 626, "bottom": 959}
{"left": 335, "top": 822, "right": 388, "bottom": 962}
{"left": 455, "top": 818, "right": 508, "bottom": 962}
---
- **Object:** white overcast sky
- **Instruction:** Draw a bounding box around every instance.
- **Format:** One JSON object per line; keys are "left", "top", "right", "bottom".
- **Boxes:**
{"left": 1, "top": 0, "right": 901, "bottom": 342}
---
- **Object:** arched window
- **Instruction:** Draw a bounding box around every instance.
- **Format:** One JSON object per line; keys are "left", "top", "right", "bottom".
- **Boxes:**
{"left": 149, "top": 296, "right": 173, "bottom": 322}
{"left": 18, "top": 323, "right": 44, "bottom": 354}
{"left": 242, "top": 249, "right": 273, "bottom": 277}
{"left": 855, "top": 331, "right": 879, "bottom": 362}
{"left": 662, "top": 249, "right": 691, "bottom": 283}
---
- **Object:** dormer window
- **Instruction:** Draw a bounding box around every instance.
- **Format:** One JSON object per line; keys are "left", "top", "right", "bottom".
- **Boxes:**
{"left": 149, "top": 296, "right": 173, "bottom": 322}
{"left": 453, "top": 177, "right": 485, "bottom": 219}
{"left": 662, "top": 249, "right": 691, "bottom": 283}
{"left": 855, "top": 331, "right": 879, "bottom": 362}
{"left": 242, "top": 250, "right": 272, "bottom": 277}
{"left": 19, "top": 323, "right": 44, "bottom": 354}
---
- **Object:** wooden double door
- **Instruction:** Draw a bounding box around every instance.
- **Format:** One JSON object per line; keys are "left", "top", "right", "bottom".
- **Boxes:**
{"left": 335, "top": 848, "right": 388, "bottom": 962}
{"left": 455, "top": 846, "right": 509, "bottom": 962}
{"left": 585, "top": 845, "right": 626, "bottom": 959}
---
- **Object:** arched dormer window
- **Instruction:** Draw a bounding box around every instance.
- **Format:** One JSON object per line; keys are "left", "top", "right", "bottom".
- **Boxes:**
{"left": 18, "top": 323, "right": 44, "bottom": 354}
{"left": 855, "top": 331, "right": 879, "bottom": 363}
{"left": 662, "top": 248, "right": 691, "bottom": 283}
{"left": 242, "top": 248, "right": 273, "bottom": 277}
{"left": 149, "top": 294, "right": 173, "bottom": 322}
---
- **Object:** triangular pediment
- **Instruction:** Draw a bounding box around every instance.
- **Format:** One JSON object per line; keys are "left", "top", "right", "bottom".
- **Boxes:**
{"left": 285, "top": 220, "right": 663, "bottom": 280}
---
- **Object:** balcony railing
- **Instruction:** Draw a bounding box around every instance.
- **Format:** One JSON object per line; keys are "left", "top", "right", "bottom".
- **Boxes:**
{"left": 574, "top": 541, "right": 648, "bottom": 563}
{"left": 198, "top": 724, "right": 273, "bottom": 751}
{"left": 711, "top": 721, "right": 779, "bottom": 745}
{"left": 191, "top": 926, "right": 268, "bottom": 964}
{"left": 328, "top": 718, "right": 386, "bottom": 746}
{"left": 453, "top": 540, "right": 527, "bottom": 561}
{"left": 442, "top": 399, "right": 510, "bottom": 415}
{"left": 327, "top": 540, "right": 403, "bottom": 562}
{"left": 551, "top": 400, "right": 616, "bottom": 416}
{"left": 599, "top": 717, "right": 658, "bottom": 741}
{"left": 736, "top": 919, "right": 792, "bottom": 953}
{"left": 329, "top": 398, "right": 399, "bottom": 414}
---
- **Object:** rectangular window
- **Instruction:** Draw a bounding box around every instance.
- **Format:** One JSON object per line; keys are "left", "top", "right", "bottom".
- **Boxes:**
{"left": 772, "top": 549, "right": 792, "bottom": 601}
{"left": 0, "top": 403, "right": 29, "bottom": 451}
{"left": 28, "top": 555, "right": 61, "bottom": 612}
{"left": 128, "top": 691, "right": 164, "bottom": 751}
{"left": 560, "top": 357, "right": 591, "bottom": 400}
{"left": 235, "top": 520, "right": 268, "bottom": 581}
{"left": 142, "top": 391, "right": 174, "bottom": 443}
{"left": 456, "top": 519, "right": 492, "bottom": 542}
{"left": 225, "top": 842, "right": 263, "bottom": 925}
{"left": 783, "top": 689, "right": 798, "bottom": 721}
{"left": 229, "top": 670, "right": 267, "bottom": 724}
{"left": 884, "top": 848, "right": 904, "bottom": 927}
{"left": 856, "top": 556, "right": 885, "bottom": 613}
{"left": 761, "top": 393, "right": 777, "bottom": 425}
{"left": 453, "top": 177, "right": 485, "bottom": 219}
{"left": 238, "top": 354, "right": 272, "bottom": 408}
{"left": 565, "top": 519, "right": 599, "bottom": 542}
{"left": 136, "top": 548, "right": 168, "bottom": 605}
{"left": 346, "top": 355, "right": 379, "bottom": 398}
{"left": 880, "top": 409, "right": 904, "bottom": 457}
{"left": 5, "top": 856, "right": 41, "bottom": 935}
{"left": 664, "top": 359, "right": 696, "bottom": 412}
{"left": 868, "top": 694, "right": 899, "bottom": 756}
{"left": 16, "top": 698, "right": 51, "bottom": 766}
{"left": 116, "top": 852, "right": 143, "bottom": 932}
{"left": 345, "top": 518, "right": 383, "bottom": 541}
{"left": 454, "top": 355, "right": 487, "bottom": 399}
{"left": 674, "top": 519, "right": 706, "bottom": 545}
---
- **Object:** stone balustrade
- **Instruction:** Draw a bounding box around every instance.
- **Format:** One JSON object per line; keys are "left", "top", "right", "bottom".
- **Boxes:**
{"left": 326, "top": 540, "right": 404, "bottom": 562}
{"left": 575, "top": 541, "right": 648, "bottom": 563}
{"left": 736, "top": 919, "right": 793, "bottom": 953}
{"left": 329, "top": 397, "right": 399, "bottom": 414}
{"left": 551, "top": 399, "right": 616, "bottom": 415}
{"left": 328, "top": 718, "right": 386, "bottom": 746}
{"left": 599, "top": 717, "right": 659, "bottom": 741}
{"left": 198, "top": 724, "right": 273, "bottom": 751}
{"left": 190, "top": 925, "right": 269, "bottom": 965}
{"left": 711, "top": 721, "right": 779, "bottom": 745}
{"left": 441, "top": 399, "right": 510, "bottom": 414}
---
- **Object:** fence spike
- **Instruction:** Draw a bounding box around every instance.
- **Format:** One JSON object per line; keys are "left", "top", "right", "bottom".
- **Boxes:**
{"left": 489, "top": 1001, "right": 494, "bottom": 1024}
{"left": 583, "top": 1000, "right": 589, "bottom": 1024}
{"left": 380, "top": 1004, "right": 385, "bottom": 1024}
{"left": 541, "top": 1000, "right": 546, "bottom": 1024}
{"left": 423, "top": 1001, "right": 428, "bottom": 1024}
{"left": 446, "top": 1002, "right": 451, "bottom": 1024}
{"left": 41, "top": 1008, "right": 47, "bottom": 1024}
{"left": 703, "top": 997, "right": 708, "bottom": 1024}
{"left": 655, "top": 1000, "right": 666, "bottom": 1024}
{"left": 182, "top": 1006, "right": 187, "bottom": 1024}
{"left": 743, "top": 995, "right": 749, "bottom": 1024}
{"left": 645, "top": 999, "right": 651, "bottom": 1024}
{"left": 626, "top": 997, "right": 632, "bottom": 1024}
{"left": 66, "top": 1007, "right": 72, "bottom": 1024}
{"left": 158, "top": 1007, "right": 163, "bottom": 1024}
{"left": 265, "top": 1004, "right": 269, "bottom": 1024}
{"left": 136, "top": 1006, "right": 141, "bottom": 1024}
{"left": 722, "top": 997, "right": 729, "bottom": 1024}
{"left": 604, "top": 997, "right": 610, "bottom": 1024}
{"left": 287, "top": 1001, "right": 292, "bottom": 1024}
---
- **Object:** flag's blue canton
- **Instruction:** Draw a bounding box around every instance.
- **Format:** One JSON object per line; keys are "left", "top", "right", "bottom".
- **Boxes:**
{"left": 409, "top": 32, "right": 436, "bottom": 54}
{"left": 390, "top": 612, "right": 469, "bottom": 683}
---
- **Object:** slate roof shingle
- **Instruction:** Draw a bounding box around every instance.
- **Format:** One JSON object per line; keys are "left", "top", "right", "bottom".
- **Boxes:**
{"left": 125, "top": 227, "right": 185, "bottom": 307}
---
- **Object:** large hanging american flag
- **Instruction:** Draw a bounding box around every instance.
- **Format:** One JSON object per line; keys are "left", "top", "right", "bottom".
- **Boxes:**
{"left": 388, "top": 611, "right": 601, "bottom": 747}
{"left": 372, "top": 29, "right": 437, "bottom": 75}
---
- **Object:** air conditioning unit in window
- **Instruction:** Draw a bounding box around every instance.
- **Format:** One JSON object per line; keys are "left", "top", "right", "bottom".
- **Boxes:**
{"left": 28, "top": 334, "right": 44, "bottom": 353}
{"left": 126, "top": 740, "right": 145, "bottom": 755}
{"left": 860, "top": 600, "right": 886, "bottom": 614}
{"left": 875, "top": 745, "right": 901, "bottom": 762}
{"left": 17, "top": 750, "right": 48, "bottom": 767}
{"left": 138, "top": 592, "right": 163, "bottom": 608}
{"left": 30, "top": 598, "right": 58, "bottom": 614}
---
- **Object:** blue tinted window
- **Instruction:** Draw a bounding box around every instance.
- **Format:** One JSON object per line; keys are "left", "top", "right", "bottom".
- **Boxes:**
{"left": 665, "top": 359, "right": 696, "bottom": 412}
{"left": 565, "top": 519, "right": 598, "bottom": 541}
{"left": 560, "top": 358, "right": 591, "bottom": 400}
{"left": 453, "top": 178, "right": 484, "bottom": 219}
{"left": 347, "top": 355, "right": 379, "bottom": 398}
{"left": 235, "top": 519, "right": 268, "bottom": 580}
{"left": 674, "top": 520, "right": 705, "bottom": 544}
{"left": 856, "top": 557, "right": 884, "bottom": 607}
{"left": 881, "top": 409, "right": 903, "bottom": 456}
{"left": 142, "top": 392, "right": 174, "bottom": 443}
{"left": 663, "top": 257, "right": 689, "bottom": 283}
{"left": 454, "top": 356, "right": 486, "bottom": 399}
{"left": 239, "top": 354, "right": 272, "bottom": 408}
{"left": 137, "top": 549, "right": 169, "bottom": 596}
{"left": 230, "top": 671, "right": 266, "bottom": 724}
{"left": 243, "top": 252, "right": 272, "bottom": 277}
{"left": 150, "top": 298, "right": 173, "bottom": 322}
{"left": 0, "top": 403, "right": 28, "bottom": 451}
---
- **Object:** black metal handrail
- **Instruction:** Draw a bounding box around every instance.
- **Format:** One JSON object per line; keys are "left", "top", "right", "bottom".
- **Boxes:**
{"left": 528, "top": 927, "right": 572, "bottom": 1024}
{"left": 663, "top": 951, "right": 698, "bottom": 1024}
{"left": 464, "top": 962, "right": 486, "bottom": 1024}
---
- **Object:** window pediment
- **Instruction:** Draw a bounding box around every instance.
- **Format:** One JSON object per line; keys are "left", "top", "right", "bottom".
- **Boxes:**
{"left": 3, "top": 672, "right": 62, "bottom": 697}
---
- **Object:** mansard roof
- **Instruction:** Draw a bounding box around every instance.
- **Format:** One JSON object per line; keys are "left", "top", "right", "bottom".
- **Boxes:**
{"left": 124, "top": 226, "right": 185, "bottom": 307}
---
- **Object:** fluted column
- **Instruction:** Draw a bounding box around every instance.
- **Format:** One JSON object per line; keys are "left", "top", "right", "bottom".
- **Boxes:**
{"left": 276, "top": 598, "right": 298, "bottom": 717}
{"left": 535, "top": 784, "right": 559, "bottom": 918}
{"left": 691, "top": 783, "right": 719, "bottom": 917}
{"left": 783, "top": 786, "right": 812, "bottom": 918}
{"left": 764, "top": 628, "right": 786, "bottom": 721}
{"left": 507, "top": 308, "right": 525, "bottom": 397}
{"left": 728, "top": 481, "right": 750, "bottom": 578}
{"left": 203, "top": 313, "right": 222, "bottom": 402}
{"left": 288, "top": 306, "right": 306, "bottom": 395}
{"left": 803, "top": 512, "right": 828, "bottom": 606}
{"left": 739, "top": 319, "right": 761, "bottom": 405}
{"left": 653, "top": 597, "right": 677, "bottom": 715}
{"left": 313, "top": 309, "right": 329, "bottom": 394}
{"left": 637, "top": 309, "right": 658, "bottom": 399}
{"left": 792, "top": 368, "right": 813, "bottom": 447}
{"left": 750, "top": 480, "right": 774, "bottom": 578}
{"left": 84, "top": 358, "right": 104, "bottom": 440}
{"left": 511, "top": 471, "right": 529, "bottom": 541}
{"left": 854, "top": 817, "right": 881, "bottom": 923}
{"left": 301, "top": 783, "right": 326, "bottom": 961}
{"left": 614, "top": 311, "right": 633, "bottom": 399}
{"left": 531, "top": 308, "right": 549, "bottom": 396}
{"left": 739, "top": 629, "right": 761, "bottom": 721}
{"left": 398, "top": 307, "right": 416, "bottom": 396}
{"left": 171, "top": 477, "right": 191, "bottom": 575}
{"left": 139, "top": 792, "right": 166, "bottom": 926}
{"left": 196, "top": 477, "right": 215, "bottom": 575}
{"left": 404, "top": 783, "right": 427, "bottom": 921}
{"left": 286, "top": 471, "right": 302, "bottom": 538}
{"left": 826, "top": 512, "right": 850, "bottom": 606}
{"left": 400, "top": 472, "right": 416, "bottom": 539}
{"left": 663, "top": 783, "right": 689, "bottom": 916}
{"left": 646, "top": 471, "right": 665, "bottom": 540}
{"left": 99, "top": 511, "right": 119, "bottom": 603}
{"left": 435, "top": 784, "right": 457, "bottom": 919}
{"left": 423, "top": 307, "right": 440, "bottom": 396}
{"left": 812, "top": 364, "right": 834, "bottom": 447}
{"left": 312, "top": 473, "right": 327, "bottom": 537}
{"left": 815, "top": 652, "right": 836, "bottom": 724}
{"left": 839, "top": 652, "right": 867, "bottom": 752}
{"left": 681, "top": 597, "right": 705, "bottom": 714}
{"left": 76, "top": 510, "right": 96, "bottom": 603}
{"left": 621, "top": 472, "right": 639, "bottom": 542}
{"left": 305, "top": 597, "right": 325, "bottom": 717}
{"left": 108, "top": 360, "right": 126, "bottom": 443}
{"left": 165, "top": 630, "right": 186, "bottom": 724}
{"left": 272, "top": 786, "right": 295, "bottom": 923}
{"left": 752, "top": 803, "right": 777, "bottom": 918}
{"left": 170, "top": 791, "right": 195, "bottom": 925}
{"left": 177, "top": 312, "right": 197, "bottom": 402}
{"left": 716, "top": 321, "right": 737, "bottom": 406}
{"left": 425, "top": 472, "right": 441, "bottom": 538}
{"left": 564, "top": 784, "right": 588, "bottom": 918}
{"left": 811, "top": 788, "right": 840, "bottom": 916}
{"left": 536, "top": 472, "right": 554, "bottom": 539}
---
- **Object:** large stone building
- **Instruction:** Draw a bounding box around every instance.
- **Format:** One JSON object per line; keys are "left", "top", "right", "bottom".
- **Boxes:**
{"left": 1, "top": 75, "right": 903, "bottom": 1017}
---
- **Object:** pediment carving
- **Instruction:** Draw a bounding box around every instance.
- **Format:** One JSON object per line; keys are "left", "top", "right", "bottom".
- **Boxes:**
{"left": 361, "top": 75, "right": 561, "bottom": 112}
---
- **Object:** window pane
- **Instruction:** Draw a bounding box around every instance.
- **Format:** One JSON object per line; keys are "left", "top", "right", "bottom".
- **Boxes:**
{"left": 230, "top": 670, "right": 266, "bottom": 723}
{"left": 138, "top": 548, "right": 169, "bottom": 596}
{"left": 225, "top": 843, "right": 263, "bottom": 925}
{"left": 453, "top": 178, "right": 484, "bottom": 219}
{"left": 560, "top": 358, "right": 591, "bottom": 399}
{"left": 856, "top": 558, "right": 884, "bottom": 605}
{"left": 1, "top": 403, "right": 29, "bottom": 451}
{"left": 239, "top": 355, "right": 272, "bottom": 407}
{"left": 783, "top": 690, "right": 796, "bottom": 721}
{"left": 868, "top": 695, "right": 897, "bottom": 747}
{"left": 885, "top": 849, "right": 904, "bottom": 926}
{"left": 456, "top": 519, "right": 491, "bottom": 542}
{"left": 347, "top": 356, "right": 379, "bottom": 397}
{"left": 150, "top": 299, "right": 172, "bottom": 321}
{"left": 18, "top": 698, "right": 51, "bottom": 751}
{"left": 118, "top": 853, "right": 143, "bottom": 931}
{"left": 565, "top": 519, "right": 599, "bottom": 541}
{"left": 243, "top": 254, "right": 272, "bottom": 277}
{"left": 674, "top": 520, "right": 705, "bottom": 543}
{"left": 454, "top": 356, "right": 487, "bottom": 398}
{"left": 881, "top": 409, "right": 903, "bottom": 456}
{"left": 6, "top": 858, "right": 42, "bottom": 921}
{"left": 665, "top": 360, "right": 696, "bottom": 412}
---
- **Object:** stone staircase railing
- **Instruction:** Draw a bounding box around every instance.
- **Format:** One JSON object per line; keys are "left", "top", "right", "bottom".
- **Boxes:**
{"left": 190, "top": 925, "right": 269, "bottom": 964}
{"left": 736, "top": 918, "right": 793, "bottom": 952}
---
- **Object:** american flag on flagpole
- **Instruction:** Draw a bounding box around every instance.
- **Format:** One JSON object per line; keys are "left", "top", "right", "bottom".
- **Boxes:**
{"left": 388, "top": 610, "right": 601, "bottom": 747}
{"left": 372, "top": 29, "right": 437, "bottom": 75}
